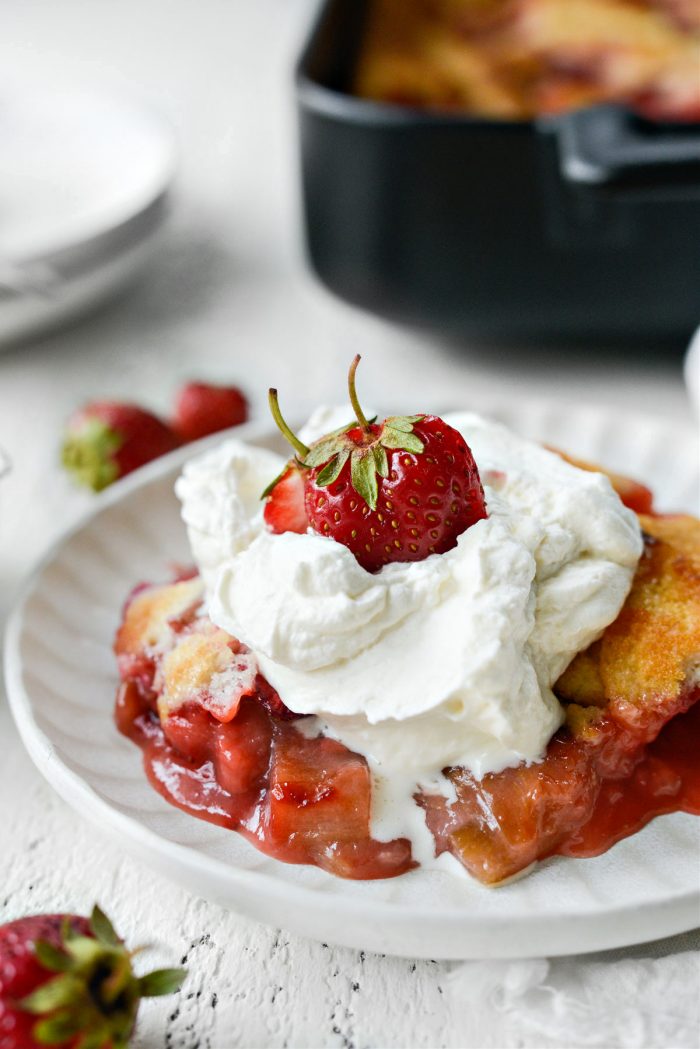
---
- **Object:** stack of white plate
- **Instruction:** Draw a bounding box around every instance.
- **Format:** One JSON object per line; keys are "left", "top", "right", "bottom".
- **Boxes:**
{"left": 685, "top": 327, "right": 700, "bottom": 419}
{"left": 0, "top": 80, "right": 176, "bottom": 347}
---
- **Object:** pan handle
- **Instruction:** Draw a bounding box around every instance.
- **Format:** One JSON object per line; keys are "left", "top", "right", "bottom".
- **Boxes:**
{"left": 551, "top": 104, "right": 700, "bottom": 188}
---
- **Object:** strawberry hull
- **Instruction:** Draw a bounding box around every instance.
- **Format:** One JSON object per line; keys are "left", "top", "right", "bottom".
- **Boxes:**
{"left": 0, "top": 907, "right": 183, "bottom": 1049}
{"left": 62, "top": 401, "right": 180, "bottom": 491}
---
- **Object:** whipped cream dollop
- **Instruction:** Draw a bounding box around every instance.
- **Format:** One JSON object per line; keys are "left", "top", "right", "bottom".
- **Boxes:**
{"left": 176, "top": 410, "right": 642, "bottom": 860}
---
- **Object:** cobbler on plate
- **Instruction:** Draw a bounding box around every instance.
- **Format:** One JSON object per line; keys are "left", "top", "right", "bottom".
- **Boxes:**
{"left": 113, "top": 365, "right": 700, "bottom": 884}
{"left": 114, "top": 495, "right": 700, "bottom": 883}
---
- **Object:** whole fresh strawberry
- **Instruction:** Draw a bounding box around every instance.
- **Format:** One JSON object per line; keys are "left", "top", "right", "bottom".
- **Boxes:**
{"left": 62, "top": 402, "right": 180, "bottom": 492}
{"left": 172, "top": 382, "right": 249, "bottom": 443}
{"left": 263, "top": 356, "right": 487, "bottom": 572}
{"left": 0, "top": 905, "right": 185, "bottom": 1048}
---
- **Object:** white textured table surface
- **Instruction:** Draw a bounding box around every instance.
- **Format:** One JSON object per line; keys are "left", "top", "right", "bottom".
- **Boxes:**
{"left": 0, "top": 2, "right": 698, "bottom": 1047}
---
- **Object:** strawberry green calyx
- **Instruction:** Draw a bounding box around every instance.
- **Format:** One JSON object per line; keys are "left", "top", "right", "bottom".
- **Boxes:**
{"left": 265, "top": 359, "right": 426, "bottom": 512}
{"left": 305, "top": 356, "right": 425, "bottom": 510}
{"left": 61, "top": 418, "right": 122, "bottom": 492}
{"left": 306, "top": 413, "right": 425, "bottom": 510}
{"left": 20, "top": 905, "right": 186, "bottom": 1048}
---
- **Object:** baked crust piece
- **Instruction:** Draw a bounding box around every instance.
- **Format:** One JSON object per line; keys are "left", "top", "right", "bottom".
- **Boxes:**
{"left": 559, "top": 514, "right": 700, "bottom": 727}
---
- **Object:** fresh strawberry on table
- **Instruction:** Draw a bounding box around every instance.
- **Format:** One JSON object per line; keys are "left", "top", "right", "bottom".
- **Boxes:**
{"left": 0, "top": 905, "right": 185, "bottom": 1048}
{"left": 172, "top": 381, "right": 249, "bottom": 443}
{"left": 62, "top": 402, "right": 180, "bottom": 492}
{"left": 263, "top": 355, "right": 487, "bottom": 571}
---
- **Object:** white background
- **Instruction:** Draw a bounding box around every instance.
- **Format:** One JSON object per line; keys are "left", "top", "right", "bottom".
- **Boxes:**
{"left": 0, "top": 2, "right": 697, "bottom": 1046}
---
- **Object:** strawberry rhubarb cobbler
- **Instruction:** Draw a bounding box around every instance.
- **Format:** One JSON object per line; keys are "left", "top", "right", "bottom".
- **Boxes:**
{"left": 114, "top": 359, "right": 700, "bottom": 884}
{"left": 354, "top": 0, "right": 700, "bottom": 122}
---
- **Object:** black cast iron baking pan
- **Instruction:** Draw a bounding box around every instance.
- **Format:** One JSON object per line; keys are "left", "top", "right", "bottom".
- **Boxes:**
{"left": 296, "top": 0, "right": 700, "bottom": 343}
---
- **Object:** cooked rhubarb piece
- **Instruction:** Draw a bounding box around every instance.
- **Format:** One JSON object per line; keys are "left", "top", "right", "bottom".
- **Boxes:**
{"left": 420, "top": 732, "right": 601, "bottom": 883}
{"left": 262, "top": 724, "right": 415, "bottom": 877}
{"left": 266, "top": 732, "right": 371, "bottom": 847}
{"left": 213, "top": 702, "right": 273, "bottom": 795}
{"left": 161, "top": 702, "right": 218, "bottom": 765}
{"left": 259, "top": 729, "right": 414, "bottom": 878}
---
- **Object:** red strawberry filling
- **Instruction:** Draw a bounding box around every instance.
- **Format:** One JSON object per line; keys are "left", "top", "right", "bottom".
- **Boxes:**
{"left": 114, "top": 568, "right": 700, "bottom": 884}
{"left": 117, "top": 683, "right": 415, "bottom": 879}
{"left": 115, "top": 626, "right": 700, "bottom": 883}
{"left": 114, "top": 577, "right": 414, "bottom": 879}
{"left": 419, "top": 688, "right": 700, "bottom": 884}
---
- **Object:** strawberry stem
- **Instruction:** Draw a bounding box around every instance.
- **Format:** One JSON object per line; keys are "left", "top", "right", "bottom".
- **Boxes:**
{"left": 268, "top": 389, "right": 310, "bottom": 458}
{"left": 348, "top": 355, "right": 372, "bottom": 434}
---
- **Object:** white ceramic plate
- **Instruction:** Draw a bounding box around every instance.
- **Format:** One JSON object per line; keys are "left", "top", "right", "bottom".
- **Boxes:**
{"left": 0, "top": 79, "right": 175, "bottom": 346}
{"left": 4, "top": 398, "right": 700, "bottom": 960}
